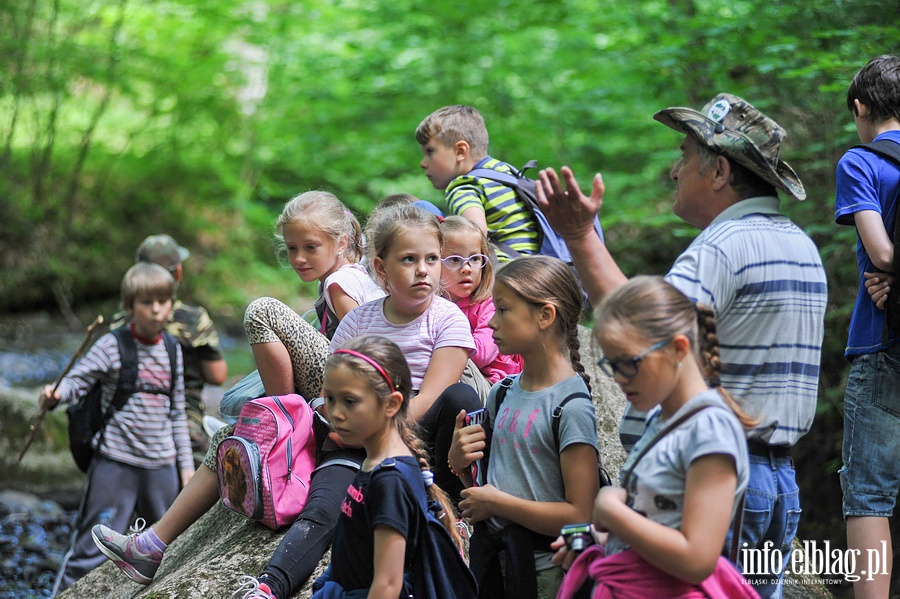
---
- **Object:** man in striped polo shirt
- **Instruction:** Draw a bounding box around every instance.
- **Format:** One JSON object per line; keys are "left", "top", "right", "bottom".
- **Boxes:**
{"left": 535, "top": 93, "right": 827, "bottom": 599}
{"left": 417, "top": 104, "right": 539, "bottom": 261}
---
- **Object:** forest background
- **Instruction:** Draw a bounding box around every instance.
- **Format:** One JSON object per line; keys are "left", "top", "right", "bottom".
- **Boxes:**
{"left": 0, "top": 0, "right": 896, "bottom": 595}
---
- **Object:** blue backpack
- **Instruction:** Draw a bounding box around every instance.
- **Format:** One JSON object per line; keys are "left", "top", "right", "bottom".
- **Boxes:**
{"left": 383, "top": 458, "right": 477, "bottom": 599}
{"left": 468, "top": 160, "right": 604, "bottom": 264}
{"left": 311, "top": 458, "right": 477, "bottom": 599}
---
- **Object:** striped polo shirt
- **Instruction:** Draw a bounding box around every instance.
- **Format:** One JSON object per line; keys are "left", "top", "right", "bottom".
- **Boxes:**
{"left": 620, "top": 197, "right": 827, "bottom": 449}
{"left": 445, "top": 156, "right": 539, "bottom": 260}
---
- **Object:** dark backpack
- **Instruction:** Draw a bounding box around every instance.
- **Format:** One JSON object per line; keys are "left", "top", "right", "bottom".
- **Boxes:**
{"left": 492, "top": 375, "right": 612, "bottom": 488}
{"left": 66, "top": 328, "right": 178, "bottom": 472}
{"left": 373, "top": 458, "right": 478, "bottom": 599}
{"left": 852, "top": 140, "right": 900, "bottom": 335}
{"left": 468, "top": 160, "right": 605, "bottom": 264}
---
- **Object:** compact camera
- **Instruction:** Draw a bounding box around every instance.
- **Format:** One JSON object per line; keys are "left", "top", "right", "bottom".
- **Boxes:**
{"left": 560, "top": 523, "right": 594, "bottom": 552}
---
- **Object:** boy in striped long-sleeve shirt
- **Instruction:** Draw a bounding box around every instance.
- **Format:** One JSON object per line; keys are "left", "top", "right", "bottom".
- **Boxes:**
{"left": 40, "top": 262, "right": 192, "bottom": 593}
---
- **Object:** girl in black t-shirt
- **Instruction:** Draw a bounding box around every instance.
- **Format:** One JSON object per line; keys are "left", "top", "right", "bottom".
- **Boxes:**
{"left": 312, "top": 335, "right": 464, "bottom": 599}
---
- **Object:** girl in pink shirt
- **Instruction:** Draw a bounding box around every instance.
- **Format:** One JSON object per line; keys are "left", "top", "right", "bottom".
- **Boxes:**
{"left": 440, "top": 216, "right": 523, "bottom": 386}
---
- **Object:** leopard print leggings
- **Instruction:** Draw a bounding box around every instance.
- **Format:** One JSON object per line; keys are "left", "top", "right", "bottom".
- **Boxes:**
{"left": 202, "top": 296, "right": 330, "bottom": 472}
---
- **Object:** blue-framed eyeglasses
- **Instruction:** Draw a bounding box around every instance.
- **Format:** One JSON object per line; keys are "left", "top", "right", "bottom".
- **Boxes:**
{"left": 441, "top": 254, "right": 489, "bottom": 271}
{"left": 597, "top": 338, "right": 672, "bottom": 379}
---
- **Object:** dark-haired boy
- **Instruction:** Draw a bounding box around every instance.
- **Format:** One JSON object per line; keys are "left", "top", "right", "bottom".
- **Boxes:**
{"left": 835, "top": 54, "right": 900, "bottom": 599}
{"left": 416, "top": 105, "right": 538, "bottom": 261}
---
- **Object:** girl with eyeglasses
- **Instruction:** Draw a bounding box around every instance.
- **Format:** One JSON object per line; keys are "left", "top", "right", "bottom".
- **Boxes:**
{"left": 440, "top": 216, "right": 523, "bottom": 389}
{"left": 556, "top": 275, "right": 760, "bottom": 599}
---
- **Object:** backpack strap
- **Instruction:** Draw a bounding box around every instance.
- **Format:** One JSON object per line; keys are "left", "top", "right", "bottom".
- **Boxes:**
{"left": 620, "top": 404, "right": 715, "bottom": 487}
{"left": 493, "top": 375, "right": 515, "bottom": 413}
{"left": 162, "top": 331, "right": 178, "bottom": 408}
{"left": 467, "top": 160, "right": 537, "bottom": 190}
{"left": 374, "top": 457, "right": 428, "bottom": 510}
{"left": 467, "top": 168, "right": 520, "bottom": 189}
{"left": 96, "top": 328, "right": 140, "bottom": 440}
{"left": 551, "top": 392, "right": 592, "bottom": 450}
{"left": 466, "top": 161, "right": 539, "bottom": 260}
{"left": 105, "top": 328, "right": 139, "bottom": 416}
{"left": 853, "top": 139, "right": 900, "bottom": 166}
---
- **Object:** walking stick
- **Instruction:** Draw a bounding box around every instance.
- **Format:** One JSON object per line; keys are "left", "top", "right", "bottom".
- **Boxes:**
{"left": 16, "top": 315, "right": 104, "bottom": 464}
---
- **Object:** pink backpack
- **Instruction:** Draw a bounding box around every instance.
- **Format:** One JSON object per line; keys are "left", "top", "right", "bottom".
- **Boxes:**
{"left": 216, "top": 394, "right": 316, "bottom": 529}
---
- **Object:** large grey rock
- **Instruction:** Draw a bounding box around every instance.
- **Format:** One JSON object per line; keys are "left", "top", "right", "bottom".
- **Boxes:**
{"left": 24, "top": 326, "right": 830, "bottom": 598}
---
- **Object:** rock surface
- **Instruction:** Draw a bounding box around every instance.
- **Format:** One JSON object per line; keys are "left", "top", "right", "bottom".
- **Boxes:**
{"left": 6, "top": 327, "right": 832, "bottom": 598}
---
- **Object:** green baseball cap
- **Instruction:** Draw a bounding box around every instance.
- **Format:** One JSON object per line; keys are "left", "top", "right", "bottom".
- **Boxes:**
{"left": 653, "top": 93, "right": 806, "bottom": 201}
{"left": 136, "top": 234, "right": 190, "bottom": 271}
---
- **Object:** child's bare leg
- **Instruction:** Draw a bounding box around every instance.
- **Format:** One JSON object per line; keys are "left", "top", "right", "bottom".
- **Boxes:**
{"left": 847, "top": 516, "right": 892, "bottom": 599}
{"left": 153, "top": 464, "right": 220, "bottom": 544}
{"left": 243, "top": 297, "right": 329, "bottom": 399}
{"left": 252, "top": 341, "right": 295, "bottom": 396}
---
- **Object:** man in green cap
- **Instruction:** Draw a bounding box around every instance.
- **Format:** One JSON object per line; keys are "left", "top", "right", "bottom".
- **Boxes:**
{"left": 114, "top": 234, "right": 228, "bottom": 461}
{"left": 535, "top": 93, "right": 827, "bottom": 598}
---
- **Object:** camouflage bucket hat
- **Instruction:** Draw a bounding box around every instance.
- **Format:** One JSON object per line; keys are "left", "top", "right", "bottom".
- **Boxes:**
{"left": 653, "top": 93, "right": 806, "bottom": 201}
{"left": 136, "top": 234, "right": 190, "bottom": 271}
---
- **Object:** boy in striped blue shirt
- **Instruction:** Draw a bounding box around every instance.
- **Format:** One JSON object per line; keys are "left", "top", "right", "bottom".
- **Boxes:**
{"left": 416, "top": 104, "right": 539, "bottom": 261}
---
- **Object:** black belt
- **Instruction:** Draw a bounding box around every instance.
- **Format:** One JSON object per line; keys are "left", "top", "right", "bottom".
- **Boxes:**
{"left": 748, "top": 440, "right": 791, "bottom": 458}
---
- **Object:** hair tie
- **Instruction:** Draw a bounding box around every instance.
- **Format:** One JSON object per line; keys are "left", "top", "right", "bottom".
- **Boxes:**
{"left": 333, "top": 349, "right": 396, "bottom": 391}
{"left": 436, "top": 215, "right": 444, "bottom": 223}
{"left": 421, "top": 470, "right": 434, "bottom": 487}
{"left": 708, "top": 375, "right": 721, "bottom": 388}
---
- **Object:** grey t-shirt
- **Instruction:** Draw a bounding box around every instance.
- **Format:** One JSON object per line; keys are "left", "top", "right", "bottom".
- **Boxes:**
{"left": 605, "top": 390, "right": 749, "bottom": 556}
{"left": 486, "top": 374, "right": 599, "bottom": 531}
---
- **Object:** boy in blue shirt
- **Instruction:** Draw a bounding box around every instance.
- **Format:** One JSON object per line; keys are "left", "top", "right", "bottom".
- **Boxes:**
{"left": 834, "top": 54, "right": 900, "bottom": 599}
{"left": 416, "top": 104, "right": 538, "bottom": 261}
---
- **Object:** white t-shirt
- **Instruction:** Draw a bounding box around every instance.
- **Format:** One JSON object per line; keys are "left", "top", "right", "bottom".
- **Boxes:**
{"left": 315, "top": 263, "right": 385, "bottom": 339}
{"left": 322, "top": 263, "right": 385, "bottom": 314}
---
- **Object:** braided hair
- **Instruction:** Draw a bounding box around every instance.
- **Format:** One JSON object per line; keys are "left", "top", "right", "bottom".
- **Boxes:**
{"left": 495, "top": 256, "right": 591, "bottom": 394}
{"left": 693, "top": 303, "right": 759, "bottom": 428}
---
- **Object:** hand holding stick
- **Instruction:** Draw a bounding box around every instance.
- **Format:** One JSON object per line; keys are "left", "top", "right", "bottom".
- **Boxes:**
{"left": 17, "top": 315, "right": 104, "bottom": 464}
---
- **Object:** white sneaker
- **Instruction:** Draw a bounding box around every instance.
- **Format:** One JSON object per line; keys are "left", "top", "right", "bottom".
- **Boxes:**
{"left": 203, "top": 414, "right": 229, "bottom": 438}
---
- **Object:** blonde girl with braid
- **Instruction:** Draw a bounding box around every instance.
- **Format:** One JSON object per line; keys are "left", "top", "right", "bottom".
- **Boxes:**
{"left": 449, "top": 255, "right": 600, "bottom": 599}
{"left": 313, "top": 335, "right": 462, "bottom": 599}
{"left": 556, "top": 275, "right": 759, "bottom": 599}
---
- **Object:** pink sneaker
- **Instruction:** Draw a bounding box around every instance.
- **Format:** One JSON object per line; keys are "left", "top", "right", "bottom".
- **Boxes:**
{"left": 91, "top": 521, "right": 162, "bottom": 585}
